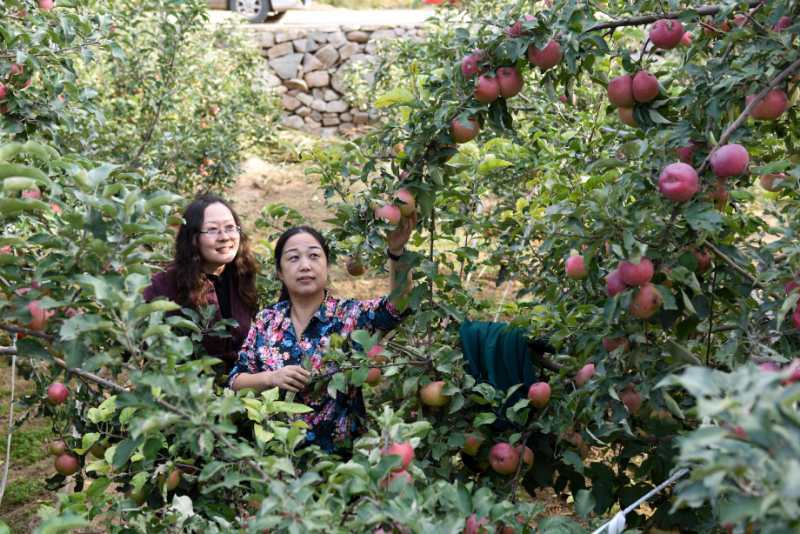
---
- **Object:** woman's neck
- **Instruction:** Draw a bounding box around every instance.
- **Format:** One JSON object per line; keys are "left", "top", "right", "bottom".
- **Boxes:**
{"left": 289, "top": 291, "right": 325, "bottom": 317}
{"left": 202, "top": 262, "right": 226, "bottom": 276}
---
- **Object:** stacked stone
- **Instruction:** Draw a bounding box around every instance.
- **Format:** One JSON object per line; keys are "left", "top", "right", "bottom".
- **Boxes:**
{"left": 249, "top": 25, "right": 423, "bottom": 137}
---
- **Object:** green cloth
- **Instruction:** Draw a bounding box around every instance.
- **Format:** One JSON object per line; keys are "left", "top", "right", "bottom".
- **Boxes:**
{"left": 459, "top": 320, "right": 539, "bottom": 403}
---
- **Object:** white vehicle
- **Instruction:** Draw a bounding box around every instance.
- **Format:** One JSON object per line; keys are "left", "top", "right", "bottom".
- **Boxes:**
{"left": 208, "top": 0, "right": 311, "bottom": 24}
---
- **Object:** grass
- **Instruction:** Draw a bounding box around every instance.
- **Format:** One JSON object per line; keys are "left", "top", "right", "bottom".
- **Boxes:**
{"left": 0, "top": 423, "right": 54, "bottom": 463}
{"left": 1, "top": 479, "right": 47, "bottom": 507}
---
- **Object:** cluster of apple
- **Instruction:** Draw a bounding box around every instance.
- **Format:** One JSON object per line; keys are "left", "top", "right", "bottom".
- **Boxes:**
{"left": 450, "top": 17, "right": 563, "bottom": 144}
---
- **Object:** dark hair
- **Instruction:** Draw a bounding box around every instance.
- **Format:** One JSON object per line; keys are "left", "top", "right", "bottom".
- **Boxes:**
{"left": 274, "top": 225, "right": 330, "bottom": 303}
{"left": 173, "top": 194, "right": 259, "bottom": 315}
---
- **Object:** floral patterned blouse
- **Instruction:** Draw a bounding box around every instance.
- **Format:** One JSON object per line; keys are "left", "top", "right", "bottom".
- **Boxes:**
{"left": 228, "top": 294, "right": 405, "bottom": 452}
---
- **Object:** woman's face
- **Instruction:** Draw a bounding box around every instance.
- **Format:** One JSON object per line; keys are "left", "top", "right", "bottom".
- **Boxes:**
{"left": 196, "top": 203, "right": 240, "bottom": 274}
{"left": 277, "top": 232, "right": 328, "bottom": 300}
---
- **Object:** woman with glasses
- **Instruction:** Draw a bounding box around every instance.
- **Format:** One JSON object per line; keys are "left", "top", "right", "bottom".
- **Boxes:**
{"left": 228, "top": 217, "right": 416, "bottom": 453}
{"left": 144, "top": 194, "right": 259, "bottom": 373}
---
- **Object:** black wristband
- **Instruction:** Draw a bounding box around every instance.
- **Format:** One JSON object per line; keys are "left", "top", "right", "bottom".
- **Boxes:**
{"left": 387, "top": 248, "right": 404, "bottom": 261}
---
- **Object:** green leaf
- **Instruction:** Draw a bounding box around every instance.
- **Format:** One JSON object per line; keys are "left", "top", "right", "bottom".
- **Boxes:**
{"left": 374, "top": 88, "right": 414, "bottom": 108}
{"left": 574, "top": 489, "right": 596, "bottom": 518}
{"left": 112, "top": 437, "right": 143, "bottom": 469}
{"left": 271, "top": 401, "right": 313, "bottom": 414}
{"left": 477, "top": 156, "right": 512, "bottom": 176}
{"left": 34, "top": 514, "right": 90, "bottom": 534}
{"left": 473, "top": 412, "right": 496, "bottom": 427}
{"left": 684, "top": 204, "right": 724, "bottom": 233}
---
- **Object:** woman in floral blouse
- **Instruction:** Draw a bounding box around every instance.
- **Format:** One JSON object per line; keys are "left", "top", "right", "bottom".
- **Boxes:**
{"left": 229, "top": 217, "right": 415, "bottom": 453}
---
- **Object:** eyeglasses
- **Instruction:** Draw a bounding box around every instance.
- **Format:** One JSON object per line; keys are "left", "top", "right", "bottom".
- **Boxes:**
{"left": 198, "top": 225, "right": 240, "bottom": 237}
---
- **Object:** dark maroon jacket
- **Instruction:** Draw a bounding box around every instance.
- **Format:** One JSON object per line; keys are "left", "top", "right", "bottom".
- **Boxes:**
{"left": 143, "top": 266, "right": 253, "bottom": 371}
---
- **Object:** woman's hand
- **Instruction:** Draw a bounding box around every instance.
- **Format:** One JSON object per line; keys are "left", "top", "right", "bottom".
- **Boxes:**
{"left": 266, "top": 365, "right": 310, "bottom": 392}
{"left": 386, "top": 212, "right": 417, "bottom": 255}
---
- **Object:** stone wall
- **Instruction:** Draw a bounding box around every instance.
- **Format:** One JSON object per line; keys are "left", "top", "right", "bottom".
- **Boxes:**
{"left": 246, "top": 25, "right": 423, "bottom": 137}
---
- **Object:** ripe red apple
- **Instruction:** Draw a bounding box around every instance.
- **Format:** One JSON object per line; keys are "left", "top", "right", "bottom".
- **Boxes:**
{"left": 793, "top": 308, "right": 800, "bottom": 331}
{"left": 618, "top": 107, "right": 637, "bottom": 127}
{"left": 515, "top": 445, "right": 534, "bottom": 467}
{"left": 460, "top": 51, "right": 483, "bottom": 78}
{"left": 49, "top": 439, "right": 67, "bottom": 456}
{"left": 760, "top": 173, "right": 787, "bottom": 192}
{"left": 784, "top": 358, "right": 800, "bottom": 383}
{"left": 496, "top": 67, "right": 524, "bottom": 98}
{"left": 374, "top": 204, "right": 402, "bottom": 225}
{"left": 488, "top": 442, "right": 520, "bottom": 475}
{"left": 565, "top": 254, "right": 587, "bottom": 280}
{"left": 619, "top": 258, "right": 654, "bottom": 286}
{"left": 54, "top": 453, "right": 79, "bottom": 476}
{"left": 381, "top": 469, "right": 412, "bottom": 488}
{"left": 710, "top": 144, "right": 749, "bottom": 178}
{"left": 474, "top": 75, "right": 500, "bottom": 103}
{"left": 47, "top": 382, "right": 69, "bottom": 405}
{"left": 733, "top": 14, "right": 747, "bottom": 27}
{"left": 38, "top": 0, "right": 54, "bottom": 11}
{"left": 346, "top": 257, "right": 365, "bottom": 276}
{"left": 0, "top": 83, "right": 7, "bottom": 100}
{"left": 9, "top": 64, "right": 24, "bottom": 77}
{"left": 165, "top": 468, "right": 182, "bottom": 491}
{"left": 506, "top": 14, "right": 534, "bottom": 38}
{"left": 773, "top": 16, "right": 792, "bottom": 32}
{"left": 21, "top": 188, "right": 42, "bottom": 200}
{"left": 606, "top": 269, "right": 626, "bottom": 296}
{"left": 451, "top": 117, "right": 480, "bottom": 143}
{"left": 649, "top": 19, "right": 685, "bottom": 49}
{"left": 367, "top": 344, "right": 388, "bottom": 364}
{"left": 559, "top": 94, "right": 568, "bottom": 104}
{"left": 602, "top": 337, "right": 630, "bottom": 353}
{"left": 747, "top": 90, "right": 789, "bottom": 121}
{"left": 365, "top": 367, "right": 382, "bottom": 386}
{"left": 693, "top": 248, "right": 712, "bottom": 273}
{"left": 607, "top": 75, "right": 634, "bottom": 107}
{"left": 383, "top": 442, "right": 414, "bottom": 471}
{"left": 394, "top": 188, "right": 416, "bottom": 217}
{"left": 680, "top": 31, "right": 693, "bottom": 46}
{"left": 463, "top": 513, "right": 488, "bottom": 534}
{"left": 632, "top": 71, "right": 659, "bottom": 103}
{"left": 619, "top": 385, "right": 642, "bottom": 414}
{"left": 527, "top": 39, "right": 562, "bottom": 71}
{"left": 27, "top": 300, "right": 52, "bottom": 331}
{"left": 419, "top": 380, "right": 449, "bottom": 407}
{"left": 628, "top": 283, "right": 663, "bottom": 319}
{"left": 786, "top": 276, "right": 800, "bottom": 295}
{"left": 675, "top": 142, "right": 699, "bottom": 164}
{"left": 527, "top": 382, "right": 551, "bottom": 408}
{"left": 759, "top": 362, "right": 780, "bottom": 372}
{"left": 658, "top": 162, "right": 700, "bottom": 202}
{"left": 462, "top": 433, "right": 484, "bottom": 456}
{"left": 575, "top": 363, "right": 595, "bottom": 387}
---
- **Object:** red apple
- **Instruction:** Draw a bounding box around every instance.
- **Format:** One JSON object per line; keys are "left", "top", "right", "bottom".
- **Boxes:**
{"left": 710, "top": 144, "right": 749, "bottom": 178}
{"left": 488, "top": 442, "right": 520, "bottom": 475}
{"left": 747, "top": 90, "right": 789, "bottom": 121}
{"left": 675, "top": 142, "right": 699, "bottom": 164}
{"left": 474, "top": 75, "right": 500, "bottom": 104}
{"left": 9, "top": 64, "right": 24, "bottom": 77}
{"left": 759, "top": 362, "right": 780, "bottom": 372}
{"left": 346, "top": 257, "right": 365, "bottom": 276}
{"left": 451, "top": 117, "right": 480, "bottom": 143}
{"left": 27, "top": 300, "right": 52, "bottom": 331}
{"left": 602, "top": 337, "right": 630, "bottom": 353}
{"left": 54, "top": 453, "right": 79, "bottom": 476}
{"left": 47, "top": 382, "right": 69, "bottom": 405}
{"left": 773, "top": 16, "right": 792, "bottom": 32}
{"left": 606, "top": 269, "right": 626, "bottom": 296}
{"left": 0, "top": 83, "right": 7, "bottom": 100}
{"left": 619, "top": 385, "right": 642, "bottom": 414}
{"left": 21, "top": 188, "right": 42, "bottom": 200}
{"left": 49, "top": 439, "right": 67, "bottom": 456}
{"left": 628, "top": 283, "right": 663, "bottom": 319}
{"left": 619, "top": 257, "right": 654, "bottom": 286}
{"left": 374, "top": 204, "right": 402, "bottom": 225}
{"left": 607, "top": 75, "right": 634, "bottom": 107}
{"left": 733, "top": 14, "right": 747, "bottom": 27}
{"left": 793, "top": 308, "right": 800, "bottom": 331}
{"left": 527, "top": 39, "right": 562, "bottom": 71}
{"left": 760, "top": 173, "right": 787, "bottom": 192}
{"left": 516, "top": 444, "right": 534, "bottom": 466}
{"left": 658, "top": 162, "right": 700, "bottom": 202}
{"left": 618, "top": 107, "right": 637, "bottom": 127}
{"left": 383, "top": 442, "right": 414, "bottom": 471}
{"left": 496, "top": 67, "right": 524, "bottom": 98}
{"left": 393, "top": 188, "right": 416, "bottom": 217}
{"left": 680, "top": 31, "right": 693, "bottom": 46}
{"left": 575, "top": 363, "right": 595, "bottom": 387}
{"left": 420, "top": 380, "right": 449, "bottom": 407}
{"left": 462, "top": 433, "right": 484, "bottom": 456}
{"left": 365, "top": 367, "right": 382, "bottom": 386}
{"left": 527, "top": 382, "right": 551, "bottom": 408}
{"left": 381, "top": 469, "right": 412, "bottom": 488}
{"left": 632, "top": 71, "right": 659, "bottom": 103}
{"left": 693, "top": 248, "right": 712, "bottom": 273}
{"left": 506, "top": 15, "right": 534, "bottom": 38}
{"left": 649, "top": 19, "right": 685, "bottom": 49}
{"left": 38, "top": 0, "right": 54, "bottom": 11}
{"left": 460, "top": 50, "right": 483, "bottom": 78}
{"left": 784, "top": 358, "right": 800, "bottom": 383}
{"left": 565, "top": 254, "right": 587, "bottom": 280}
{"left": 165, "top": 468, "right": 182, "bottom": 491}
{"left": 463, "top": 513, "right": 488, "bottom": 534}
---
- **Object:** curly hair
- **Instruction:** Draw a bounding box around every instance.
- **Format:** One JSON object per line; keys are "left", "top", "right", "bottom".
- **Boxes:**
{"left": 173, "top": 194, "right": 259, "bottom": 315}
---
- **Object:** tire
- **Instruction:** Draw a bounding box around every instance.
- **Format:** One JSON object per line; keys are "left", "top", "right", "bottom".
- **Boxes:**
{"left": 229, "top": 0, "right": 271, "bottom": 23}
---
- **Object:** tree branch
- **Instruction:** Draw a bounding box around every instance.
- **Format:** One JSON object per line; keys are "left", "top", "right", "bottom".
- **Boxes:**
{"left": 585, "top": 2, "right": 764, "bottom": 32}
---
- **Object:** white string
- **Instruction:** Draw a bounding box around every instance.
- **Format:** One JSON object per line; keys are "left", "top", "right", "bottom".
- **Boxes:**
{"left": 0, "top": 338, "right": 18, "bottom": 507}
{"left": 590, "top": 468, "right": 689, "bottom": 534}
